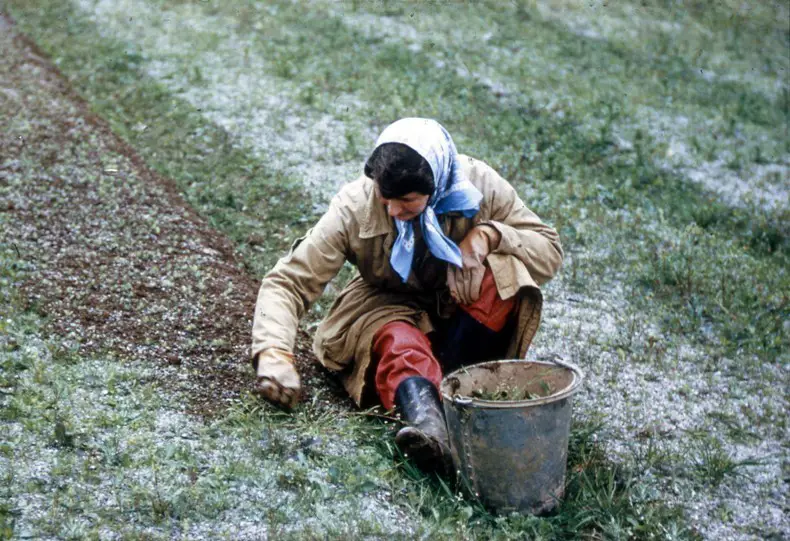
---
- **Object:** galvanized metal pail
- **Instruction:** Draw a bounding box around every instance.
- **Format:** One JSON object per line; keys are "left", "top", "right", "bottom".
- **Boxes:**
{"left": 440, "top": 359, "right": 584, "bottom": 515}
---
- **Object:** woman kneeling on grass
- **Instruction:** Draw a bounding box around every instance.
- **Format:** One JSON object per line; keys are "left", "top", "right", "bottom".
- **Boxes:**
{"left": 251, "top": 118, "right": 563, "bottom": 474}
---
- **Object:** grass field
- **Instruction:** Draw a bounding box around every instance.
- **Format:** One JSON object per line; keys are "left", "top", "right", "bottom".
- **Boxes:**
{"left": 1, "top": 0, "right": 788, "bottom": 539}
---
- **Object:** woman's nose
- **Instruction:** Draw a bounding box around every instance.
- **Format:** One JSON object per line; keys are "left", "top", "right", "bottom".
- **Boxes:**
{"left": 387, "top": 201, "right": 402, "bottom": 217}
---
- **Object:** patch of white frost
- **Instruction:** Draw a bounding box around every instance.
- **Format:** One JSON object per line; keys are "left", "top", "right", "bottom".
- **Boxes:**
{"left": 75, "top": 0, "right": 377, "bottom": 206}
{"left": 611, "top": 105, "right": 790, "bottom": 212}
{"left": 1, "top": 343, "right": 417, "bottom": 539}
{"left": 686, "top": 161, "right": 790, "bottom": 212}
{"left": 529, "top": 270, "right": 789, "bottom": 539}
{"left": 532, "top": 0, "right": 787, "bottom": 100}
{"left": 533, "top": 1, "right": 686, "bottom": 42}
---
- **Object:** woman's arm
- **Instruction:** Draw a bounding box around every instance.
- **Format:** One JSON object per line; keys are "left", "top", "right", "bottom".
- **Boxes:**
{"left": 475, "top": 164, "right": 564, "bottom": 286}
{"left": 251, "top": 195, "right": 351, "bottom": 362}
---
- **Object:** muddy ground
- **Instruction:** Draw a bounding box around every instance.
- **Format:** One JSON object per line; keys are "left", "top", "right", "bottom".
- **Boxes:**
{"left": 1, "top": 13, "right": 349, "bottom": 416}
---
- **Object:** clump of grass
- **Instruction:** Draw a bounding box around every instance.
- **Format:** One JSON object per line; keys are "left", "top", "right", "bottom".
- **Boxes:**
{"left": 691, "top": 437, "right": 763, "bottom": 488}
{"left": 554, "top": 422, "right": 700, "bottom": 540}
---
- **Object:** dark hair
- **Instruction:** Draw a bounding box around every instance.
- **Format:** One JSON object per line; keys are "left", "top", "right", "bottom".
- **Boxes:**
{"left": 364, "top": 142, "right": 434, "bottom": 199}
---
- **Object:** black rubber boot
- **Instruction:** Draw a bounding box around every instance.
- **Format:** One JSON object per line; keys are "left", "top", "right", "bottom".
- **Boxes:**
{"left": 394, "top": 376, "right": 453, "bottom": 476}
{"left": 436, "top": 309, "right": 511, "bottom": 374}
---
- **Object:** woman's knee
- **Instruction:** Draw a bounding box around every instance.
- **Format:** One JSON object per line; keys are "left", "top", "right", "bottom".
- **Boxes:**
{"left": 373, "top": 321, "right": 441, "bottom": 410}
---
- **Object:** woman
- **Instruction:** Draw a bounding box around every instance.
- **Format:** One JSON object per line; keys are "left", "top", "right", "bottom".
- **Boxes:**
{"left": 251, "top": 118, "right": 563, "bottom": 473}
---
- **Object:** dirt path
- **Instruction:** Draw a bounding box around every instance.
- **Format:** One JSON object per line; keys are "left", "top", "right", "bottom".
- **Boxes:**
{"left": 0, "top": 13, "right": 346, "bottom": 415}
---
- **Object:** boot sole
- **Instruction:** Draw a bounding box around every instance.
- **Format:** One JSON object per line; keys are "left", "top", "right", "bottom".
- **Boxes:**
{"left": 395, "top": 427, "right": 453, "bottom": 477}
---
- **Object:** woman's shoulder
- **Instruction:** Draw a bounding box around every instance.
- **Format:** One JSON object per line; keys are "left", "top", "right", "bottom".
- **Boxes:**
{"left": 327, "top": 175, "right": 390, "bottom": 240}
{"left": 333, "top": 174, "right": 376, "bottom": 210}
{"left": 456, "top": 154, "right": 512, "bottom": 194}
{"left": 323, "top": 175, "right": 383, "bottom": 234}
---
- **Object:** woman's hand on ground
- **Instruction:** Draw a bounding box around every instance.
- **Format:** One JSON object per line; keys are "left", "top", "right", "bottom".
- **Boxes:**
{"left": 447, "top": 225, "right": 501, "bottom": 305}
{"left": 254, "top": 348, "right": 301, "bottom": 409}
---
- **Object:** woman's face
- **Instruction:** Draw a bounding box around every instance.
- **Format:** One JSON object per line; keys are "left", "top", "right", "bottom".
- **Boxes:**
{"left": 377, "top": 190, "right": 430, "bottom": 221}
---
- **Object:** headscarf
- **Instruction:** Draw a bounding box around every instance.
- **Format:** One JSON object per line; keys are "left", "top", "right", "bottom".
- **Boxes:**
{"left": 373, "top": 118, "right": 483, "bottom": 282}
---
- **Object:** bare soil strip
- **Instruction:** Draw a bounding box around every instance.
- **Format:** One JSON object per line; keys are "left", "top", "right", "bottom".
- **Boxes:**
{"left": 0, "top": 13, "right": 344, "bottom": 415}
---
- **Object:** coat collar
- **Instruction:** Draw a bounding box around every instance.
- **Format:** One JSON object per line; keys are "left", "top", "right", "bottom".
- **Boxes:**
{"left": 359, "top": 177, "right": 394, "bottom": 239}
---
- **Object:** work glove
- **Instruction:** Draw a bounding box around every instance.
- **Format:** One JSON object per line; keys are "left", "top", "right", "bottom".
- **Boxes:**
{"left": 446, "top": 225, "right": 501, "bottom": 305}
{"left": 254, "top": 348, "right": 301, "bottom": 409}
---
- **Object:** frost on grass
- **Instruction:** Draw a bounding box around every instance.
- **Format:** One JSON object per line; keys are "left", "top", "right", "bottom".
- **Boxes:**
{"left": 76, "top": 0, "right": 377, "bottom": 207}
{"left": 528, "top": 249, "right": 788, "bottom": 539}
{"left": 75, "top": 0, "right": 790, "bottom": 217}
{"left": 530, "top": 0, "right": 789, "bottom": 101}
{"left": 615, "top": 105, "right": 790, "bottom": 213}
{"left": 0, "top": 321, "right": 416, "bottom": 539}
{"left": 685, "top": 161, "right": 790, "bottom": 213}
{"left": 0, "top": 17, "right": 420, "bottom": 538}
{"left": 320, "top": 1, "right": 789, "bottom": 214}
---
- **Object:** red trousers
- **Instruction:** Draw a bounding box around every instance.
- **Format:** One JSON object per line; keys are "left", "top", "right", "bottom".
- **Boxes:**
{"left": 373, "top": 269, "right": 516, "bottom": 409}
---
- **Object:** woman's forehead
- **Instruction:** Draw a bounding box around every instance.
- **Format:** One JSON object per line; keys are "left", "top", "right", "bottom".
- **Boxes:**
{"left": 376, "top": 185, "right": 428, "bottom": 202}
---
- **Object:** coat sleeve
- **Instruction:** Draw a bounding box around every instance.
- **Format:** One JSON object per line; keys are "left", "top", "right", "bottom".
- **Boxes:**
{"left": 478, "top": 171, "right": 563, "bottom": 287}
{"left": 251, "top": 195, "right": 350, "bottom": 362}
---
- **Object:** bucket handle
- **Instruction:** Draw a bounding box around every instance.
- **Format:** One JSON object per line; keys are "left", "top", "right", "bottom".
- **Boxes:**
{"left": 538, "top": 353, "right": 584, "bottom": 390}
{"left": 537, "top": 352, "right": 567, "bottom": 365}
{"left": 452, "top": 395, "right": 473, "bottom": 407}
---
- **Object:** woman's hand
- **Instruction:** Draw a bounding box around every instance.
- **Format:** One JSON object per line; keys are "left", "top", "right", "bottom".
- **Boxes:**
{"left": 447, "top": 225, "right": 501, "bottom": 305}
{"left": 254, "top": 348, "right": 301, "bottom": 409}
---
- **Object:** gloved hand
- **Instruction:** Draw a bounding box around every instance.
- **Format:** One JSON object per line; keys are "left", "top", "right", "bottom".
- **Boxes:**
{"left": 447, "top": 225, "right": 501, "bottom": 305}
{"left": 254, "top": 348, "right": 301, "bottom": 409}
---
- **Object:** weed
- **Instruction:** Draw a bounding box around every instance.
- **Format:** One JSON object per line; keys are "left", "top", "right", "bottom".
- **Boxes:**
{"left": 691, "top": 437, "right": 763, "bottom": 488}
{"left": 52, "top": 417, "right": 75, "bottom": 449}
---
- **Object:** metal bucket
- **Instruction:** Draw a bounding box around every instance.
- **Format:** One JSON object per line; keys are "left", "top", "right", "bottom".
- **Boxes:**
{"left": 440, "top": 358, "right": 584, "bottom": 515}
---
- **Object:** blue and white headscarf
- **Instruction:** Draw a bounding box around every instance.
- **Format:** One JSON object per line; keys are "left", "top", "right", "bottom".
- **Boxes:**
{"left": 374, "top": 118, "right": 483, "bottom": 282}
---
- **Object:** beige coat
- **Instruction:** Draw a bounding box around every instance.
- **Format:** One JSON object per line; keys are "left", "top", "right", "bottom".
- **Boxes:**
{"left": 252, "top": 155, "right": 563, "bottom": 406}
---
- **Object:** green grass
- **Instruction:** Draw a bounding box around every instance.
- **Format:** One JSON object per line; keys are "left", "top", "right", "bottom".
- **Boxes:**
{"left": 690, "top": 437, "right": 764, "bottom": 488}
{"left": 0, "top": 263, "right": 403, "bottom": 536}
{"left": 9, "top": 0, "right": 788, "bottom": 355}
{"left": 0, "top": 274, "right": 694, "bottom": 538}
{"left": 3, "top": 0, "right": 788, "bottom": 537}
